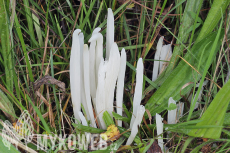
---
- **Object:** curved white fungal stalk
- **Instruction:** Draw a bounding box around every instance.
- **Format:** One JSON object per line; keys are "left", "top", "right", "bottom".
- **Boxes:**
{"left": 70, "top": 29, "right": 81, "bottom": 123}
{"left": 89, "top": 32, "right": 103, "bottom": 87}
{"left": 92, "top": 27, "right": 101, "bottom": 34}
{"left": 116, "top": 49, "right": 127, "bottom": 127}
{"left": 89, "top": 38, "right": 97, "bottom": 103}
{"left": 168, "top": 97, "right": 177, "bottom": 124}
{"left": 126, "top": 105, "right": 145, "bottom": 145}
{"left": 156, "top": 113, "right": 164, "bottom": 151}
{"left": 79, "top": 111, "right": 91, "bottom": 144}
{"left": 79, "top": 111, "right": 88, "bottom": 126}
{"left": 79, "top": 33, "right": 91, "bottom": 122}
{"left": 104, "top": 42, "right": 121, "bottom": 117}
{"left": 83, "top": 44, "right": 97, "bottom": 128}
{"left": 152, "top": 37, "right": 163, "bottom": 81}
{"left": 106, "top": 8, "right": 114, "bottom": 60}
{"left": 96, "top": 59, "right": 107, "bottom": 129}
{"left": 89, "top": 30, "right": 103, "bottom": 107}
{"left": 94, "top": 33, "right": 103, "bottom": 89}
{"left": 130, "top": 58, "right": 143, "bottom": 128}
{"left": 152, "top": 37, "right": 172, "bottom": 81}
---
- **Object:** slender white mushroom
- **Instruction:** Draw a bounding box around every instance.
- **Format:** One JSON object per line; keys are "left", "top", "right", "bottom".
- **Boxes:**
{"left": 92, "top": 27, "right": 101, "bottom": 34}
{"left": 79, "top": 111, "right": 88, "bottom": 126}
{"left": 130, "top": 58, "right": 143, "bottom": 128}
{"left": 89, "top": 31, "right": 103, "bottom": 108}
{"left": 106, "top": 8, "right": 114, "bottom": 60}
{"left": 94, "top": 33, "right": 103, "bottom": 89}
{"left": 89, "top": 35, "right": 97, "bottom": 103}
{"left": 79, "top": 111, "right": 91, "bottom": 144}
{"left": 83, "top": 44, "right": 97, "bottom": 128}
{"left": 126, "top": 105, "right": 145, "bottom": 145}
{"left": 152, "top": 37, "right": 173, "bottom": 80}
{"left": 70, "top": 29, "right": 81, "bottom": 123}
{"left": 104, "top": 42, "right": 121, "bottom": 117}
{"left": 156, "top": 113, "right": 164, "bottom": 151}
{"left": 152, "top": 36, "right": 163, "bottom": 81}
{"left": 168, "top": 97, "right": 177, "bottom": 124}
{"left": 116, "top": 49, "right": 126, "bottom": 127}
{"left": 95, "top": 59, "right": 107, "bottom": 129}
{"left": 78, "top": 33, "right": 91, "bottom": 121}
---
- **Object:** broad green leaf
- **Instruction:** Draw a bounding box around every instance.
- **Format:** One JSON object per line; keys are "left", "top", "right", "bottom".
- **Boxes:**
{"left": 0, "top": 89, "right": 16, "bottom": 122}
{"left": 72, "top": 123, "right": 105, "bottom": 133}
{"left": 188, "top": 79, "right": 230, "bottom": 139}
{"left": 180, "top": 111, "right": 230, "bottom": 125}
{"left": 112, "top": 112, "right": 130, "bottom": 123}
{"left": 143, "top": 120, "right": 202, "bottom": 135}
{"left": 0, "top": 134, "right": 20, "bottom": 153}
{"left": 168, "top": 103, "right": 177, "bottom": 111}
{"left": 186, "top": 23, "right": 201, "bottom": 34}
{"left": 103, "top": 111, "right": 114, "bottom": 127}
{"left": 187, "top": 16, "right": 224, "bottom": 120}
{"left": 224, "top": 112, "right": 230, "bottom": 125}
{"left": 187, "top": 11, "right": 203, "bottom": 24}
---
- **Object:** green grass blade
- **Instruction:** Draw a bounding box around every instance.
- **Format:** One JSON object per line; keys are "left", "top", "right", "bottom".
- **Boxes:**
{"left": 32, "top": 10, "right": 44, "bottom": 47}
{"left": 50, "top": 49, "right": 61, "bottom": 133}
{"left": 14, "top": 14, "right": 34, "bottom": 82}
{"left": 92, "top": 1, "right": 103, "bottom": 30}
{"left": 27, "top": 94, "right": 51, "bottom": 134}
{"left": 23, "top": 0, "right": 36, "bottom": 47}
{"left": 66, "top": 0, "right": 76, "bottom": 19}
{"left": 181, "top": 137, "right": 195, "bottom": 153}
{"left": 79, "top": 0, "right": 96, "bottom": 32}
{"left": 55, "top": 15, "right": 67, "bottom": 56}
{"left": 98, "top": 1, "right": 129, "bottom": 28}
